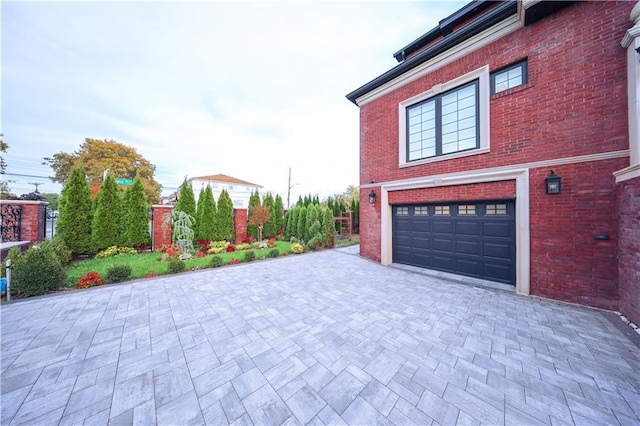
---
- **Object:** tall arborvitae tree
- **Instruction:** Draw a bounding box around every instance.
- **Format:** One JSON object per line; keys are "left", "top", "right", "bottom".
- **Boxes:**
{"left": 215, "top": 189, "right": 235, "bottom": 241}
{"left": 283, "top": 210, "right": 291, "bottom": 239}
{"left": 322, "top": 207, "right": 336, "bottom": 248}
{"left": 305, "top": 204, "right": 319, "bottom": 243}
{"left": 274, "top": 194, "right": 284, "bottom": 236}
{"left": 92, "top": 173, "right": 122, "bottom": 252}
{"left": 176, "top": 179, "right": 196, "bottom": 223}
{"left": 350, "top": 198, "right": 360, "bottom": 233}
{"left": 56, "top": 166, "right": 93, "bottom": 254}
{"left": 262, "top": 193, "right": 276, "bottom": 238}
{"left": 195, "top": 184, "right": 216, "bottom": 241}
{"left": 247, "top": 190, "right": 261, "bottom": 239}
{"left": 296, "top": 206, "right": 307, "bottom": 242}
{"left": 290, "top": 207, "right": 300, "bottom": 240}
{"left": 123, "top": 175, "right": 150, "bottom": 249}
{"left": 306, "top": 205, "right": 323, "bottom": 249}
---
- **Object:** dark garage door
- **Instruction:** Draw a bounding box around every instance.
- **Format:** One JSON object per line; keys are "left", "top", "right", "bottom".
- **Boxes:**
{"left": 392, "top": 200, "right": 516, "bottom": 285}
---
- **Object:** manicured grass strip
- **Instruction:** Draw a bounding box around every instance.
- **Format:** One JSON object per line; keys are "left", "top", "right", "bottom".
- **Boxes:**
{"left": 65, "top": 241, "right": 292, "bottom": 287}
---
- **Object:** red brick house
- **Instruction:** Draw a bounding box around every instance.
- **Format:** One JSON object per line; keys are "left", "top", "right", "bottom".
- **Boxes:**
{"left": 347, "top": 0, "right": 640, "bottom": 324}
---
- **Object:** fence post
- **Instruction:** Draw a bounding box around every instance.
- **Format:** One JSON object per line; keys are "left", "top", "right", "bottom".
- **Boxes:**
{"left": 6, "top": 259, "right": 11, "bottom": 302}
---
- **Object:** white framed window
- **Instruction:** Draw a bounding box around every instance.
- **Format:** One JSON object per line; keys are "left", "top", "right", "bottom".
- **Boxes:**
{"left": 396, "top": 207, "right": 409, "bottom": 216}
{"left": 491, "top": 60, "right": 527, "bottom": 94}
{"left": 399, "top": 66, "right": 490, "bottom": 167}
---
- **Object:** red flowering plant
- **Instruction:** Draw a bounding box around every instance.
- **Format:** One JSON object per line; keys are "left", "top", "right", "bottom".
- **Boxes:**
{"left": 160, "top": 245, "right": 181, "bottom": 261}
{"left": 225, "top": 244, "right": 236, "bottom": 253}
{"left": 196, "top": 239, "right": 211, "bottom": 253}
{"left": 196, "top": 251, "right": 206, "bottom": 258}
{"left": 76, "top": 271, "right": 104, "bottom": 289}
{"left": 267, "top": 238, "right": 276, "bottom": 248}
{"left": 229, "top": 259, "right": 241, "bottom": 265}
{"left": 144, "top": 271, "right": 158, "bottom": 279}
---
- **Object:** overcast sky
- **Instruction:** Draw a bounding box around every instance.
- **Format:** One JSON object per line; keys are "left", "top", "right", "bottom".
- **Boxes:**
{"left": 2, "top": 0, "right": 465, "bottom": 202}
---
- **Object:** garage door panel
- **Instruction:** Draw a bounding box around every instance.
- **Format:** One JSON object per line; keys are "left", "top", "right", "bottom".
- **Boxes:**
{"left": 433, "top": 255, "right": 455, "bottom": 271}
{"left": 393, "top": 200, "right": 515, "bottom": 285}
{"left": 483, "top": 263, "right": 513, "bottom": 283}
{"left": 412, "top": 252, "right": 432, "bottom": 267}
{"left": 432, "top": 221, "right": 454, "bottom": 234}
{"left": 456, "top": 258, "right": 481, "bottom": 277}
{"left": 432, "top": 238, "right": 454, "bottom": 252}
{"left": 412, "top": 219, "right": 430, "bottom": 232}
{"left": 483, "top": 242, "right": 512, "bottom": 260}
{"left": 456, "top": 240, "right": 480, "bottom": 255}
{"left": 395, "top": 219, "right": 412, "bottom": 232}
{"left": 483, "top": 222, "right": 513, "bottom": 238}
{"left": 412, "top": 235, "right": 431, "bottom": 250}
{"left": 396, "top": 234, "right": 411, "bottom": 247}
{"left": 456, "top": 222, "right": 480, "bottom": 236}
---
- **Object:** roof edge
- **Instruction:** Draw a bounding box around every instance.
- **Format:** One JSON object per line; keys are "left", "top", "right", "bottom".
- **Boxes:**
{"left": 346, "top": 0, "right": 516, "bottom": 105}
{"left": 392, "top": 0, "right": 497, "bottom": 62}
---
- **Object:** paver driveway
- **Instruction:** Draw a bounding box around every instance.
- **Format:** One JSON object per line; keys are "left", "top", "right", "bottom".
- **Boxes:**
{"left": 1, "top": 246, "right": 639, "bottom": 425}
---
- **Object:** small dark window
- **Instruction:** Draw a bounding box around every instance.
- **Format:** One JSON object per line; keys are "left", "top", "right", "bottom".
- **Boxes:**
{"left": 491, "top": 60, "right": 527, "bottom": 94}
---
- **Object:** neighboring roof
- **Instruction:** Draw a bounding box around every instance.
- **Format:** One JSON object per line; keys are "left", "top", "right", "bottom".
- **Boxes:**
{"left": 189, "top": 174, "right": 262, "bottom": 188}
{"left": 346, "top": 0, "right": 575, "bottom": 105}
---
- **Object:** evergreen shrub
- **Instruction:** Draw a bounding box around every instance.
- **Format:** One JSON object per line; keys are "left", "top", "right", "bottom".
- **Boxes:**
{"left": 167, "top": 258, "right": 186, "bottom": 273}
{"left": 105, "top": 265, "right": 132, "bottom": 283}
{"left": 12, "top": 244, "right": 65, "bottom": 297}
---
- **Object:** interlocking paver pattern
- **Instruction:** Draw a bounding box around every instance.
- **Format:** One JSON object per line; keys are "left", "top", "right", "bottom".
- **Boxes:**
{"left": 2, "top": 245, "right": 639, "bottom": 425}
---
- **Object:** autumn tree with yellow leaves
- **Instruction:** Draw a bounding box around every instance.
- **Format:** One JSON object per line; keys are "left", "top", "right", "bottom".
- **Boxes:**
{"left": 44, "top": 138, "right": 161, "bottom": 204}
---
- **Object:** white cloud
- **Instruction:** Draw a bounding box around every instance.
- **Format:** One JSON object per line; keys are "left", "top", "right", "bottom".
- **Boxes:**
{"left": 2, "top": 0, "right": 466, "bottom": 200}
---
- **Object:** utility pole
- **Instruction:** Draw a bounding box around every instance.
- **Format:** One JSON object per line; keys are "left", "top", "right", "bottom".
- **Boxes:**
{"left": 287, "top": 167, "right": 291, "bottom": 209}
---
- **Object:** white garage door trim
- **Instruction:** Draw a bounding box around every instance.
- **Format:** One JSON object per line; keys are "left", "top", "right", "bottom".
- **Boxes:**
{"left": 379, "top": 168, "right": 530, "bottom": 295}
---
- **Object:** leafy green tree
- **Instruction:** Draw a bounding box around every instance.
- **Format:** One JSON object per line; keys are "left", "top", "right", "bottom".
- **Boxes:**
{"left": 297, "top": 206, "right": 307, "bottom": 242}
{"left": 41, "top": 193, "right": 60, "bottom": 211}
{"left": 274, "top": 194, "right": 284, "bottom": 235}
{"left": 248, "top": 204, "right": 270, "bottom": 242}
{"left": 123, "top": 175, "right": 150, "bottom": 249}
{"left": 44, "top": 138, "right": 161, "bottom": 204}
{"left": 56, "top": 166, "right": 93, "bottom": 254}
{"left": 92, "top": 173, "right": 122, "bottom": 252}
{"left": 215, "top": 189, "right": 235, "bottom": 241}
{"left": 176, "top": 179, "right": 196, "bottom": 237}
{"left": 262, "top": 193, "right": 276, "bottom": 238}
{"left": 195, "top": 185, "right": 216, "bottom": 241}
{"left": 247, "top": 190, "right": 261, "bottom": 239}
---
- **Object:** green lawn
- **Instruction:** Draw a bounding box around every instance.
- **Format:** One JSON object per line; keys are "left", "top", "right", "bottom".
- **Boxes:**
{"left": 64, "top": 236, "right": 360, "bottom": 288}
{"left": 64, "top": 241, "right": 293, "bottom": 287}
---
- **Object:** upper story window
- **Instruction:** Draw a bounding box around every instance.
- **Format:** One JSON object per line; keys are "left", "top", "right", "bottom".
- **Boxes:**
{"left": 406, "top": 80, "right": 479, "bottom": 162}
{"left": 399, "top": 66, "right": 490, "bottom": 168}
{"left": 491, "top": 60, "right": 527, "bottom": 94}
{"left": 228, "top": 185, "right": 236, "bottom": 191}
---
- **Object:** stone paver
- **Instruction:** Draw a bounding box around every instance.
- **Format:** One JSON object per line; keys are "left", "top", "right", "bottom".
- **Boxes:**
{"left": 2, "top": 245, "right": 640, "bottom": 425}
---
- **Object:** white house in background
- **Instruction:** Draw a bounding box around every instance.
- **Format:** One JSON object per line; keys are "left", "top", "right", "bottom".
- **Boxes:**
{"left": 188, "top": 174, "right": 262, "bottom": 209}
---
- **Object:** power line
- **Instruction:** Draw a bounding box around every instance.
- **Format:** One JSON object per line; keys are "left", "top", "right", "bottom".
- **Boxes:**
{"left": 2, "top": 172, "right": 53, "bottom": 179}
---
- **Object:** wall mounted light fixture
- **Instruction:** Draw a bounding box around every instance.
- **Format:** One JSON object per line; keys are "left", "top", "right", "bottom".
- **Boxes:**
{"left": 368, "top": 190, "right": 376, "bottom": 204}
{"left": 545, "top": 170, "right": 561, "bottom": 194}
